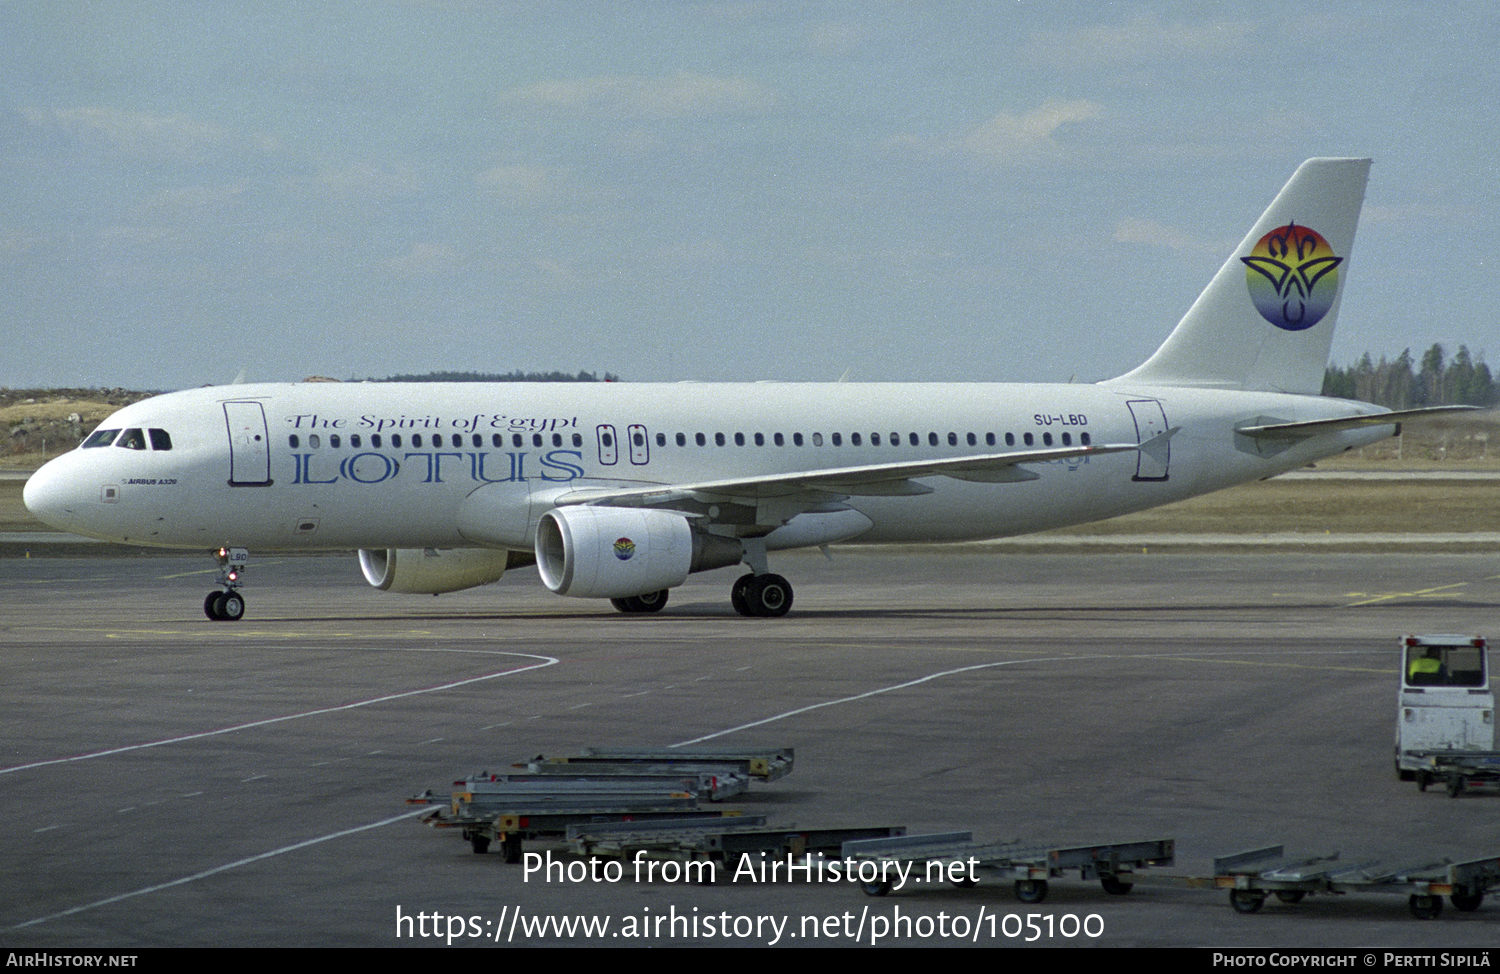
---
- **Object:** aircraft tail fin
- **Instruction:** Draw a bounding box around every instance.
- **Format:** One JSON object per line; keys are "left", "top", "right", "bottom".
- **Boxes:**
{"left": 1108, "top": 158, "right": 1371, "bottom": 395}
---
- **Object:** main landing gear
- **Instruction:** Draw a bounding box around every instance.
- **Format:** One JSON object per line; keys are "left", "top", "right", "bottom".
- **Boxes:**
{"left": 731, "top": 572, "right": 793, "bottom": 617}
{"left": 204, "top": 546, "right": 248, "bottom": 621}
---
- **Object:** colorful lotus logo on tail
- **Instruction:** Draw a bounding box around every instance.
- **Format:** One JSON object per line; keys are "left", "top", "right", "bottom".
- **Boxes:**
{"left": 1241, "top": 223, "right": 1342, "bottom": 331}
{"left": 613, "top": 537, "right": 636, "bottom": 561}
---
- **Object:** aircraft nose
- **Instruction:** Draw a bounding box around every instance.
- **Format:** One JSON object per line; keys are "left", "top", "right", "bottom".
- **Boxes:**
{"left": 23, "top": 456, "right": 90, "bottom": 532}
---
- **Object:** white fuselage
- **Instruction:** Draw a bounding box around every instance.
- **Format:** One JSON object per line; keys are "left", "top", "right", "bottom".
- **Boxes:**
{"left": 22, "top": 378, "right": 1390, "bottom": 553}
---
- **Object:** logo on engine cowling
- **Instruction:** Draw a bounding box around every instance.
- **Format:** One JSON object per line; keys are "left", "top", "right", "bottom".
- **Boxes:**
{"left": 613, "top": 537, "right": 636, "bottom": 560}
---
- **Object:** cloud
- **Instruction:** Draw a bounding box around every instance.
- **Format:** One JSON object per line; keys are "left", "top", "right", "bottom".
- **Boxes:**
{"left": 940, "top": 100, "right": 1102, "bottom": 164}
{"left": 387, "top": 241, "right": 464, "bottom": 277}
{"left": 474, "top": 164, "right": 556, "bottom": 206}
{"left": 22, "top": 106, "right": 239, "bottom": 161}
{"left": 497, "top": 71, "right": 773, "bottom": 120}
{"left": 1026, "top": 11, "right": 1254, "bottom": 66}
{"left": 1113, "top": 217, "right": 1226, "bottom": 256}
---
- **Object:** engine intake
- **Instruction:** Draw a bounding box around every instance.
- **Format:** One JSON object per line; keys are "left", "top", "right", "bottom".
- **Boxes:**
{"left": 536, "top": 507, "right": 700, "bottom": 598}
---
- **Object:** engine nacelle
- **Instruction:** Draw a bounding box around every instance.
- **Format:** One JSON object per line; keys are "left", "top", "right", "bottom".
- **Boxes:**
{"left": 536, "top": 507, "right": 696, "bottom": 599}
{"left": 358, "top": 547, "right": 516, "bottom": 595}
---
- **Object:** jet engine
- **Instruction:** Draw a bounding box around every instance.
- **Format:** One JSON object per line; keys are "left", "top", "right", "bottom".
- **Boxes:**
{"left": 358, "top": 547, "right": 520, "bottom": 595}
{"left": 536, "top": 506, "right": 738, "bottom": 599}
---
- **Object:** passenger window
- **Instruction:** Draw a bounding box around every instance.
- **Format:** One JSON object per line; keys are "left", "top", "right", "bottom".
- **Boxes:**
{"left": 1043, "top": 432, "right": 1053, "bottom": 446}
{"left": 871, "top": 433, "right": 881, "bottom": 446}
{"left": 966, "top": 433, "right": 976, "bottom": 447}
{"left": 830, "top": 432, "right": 840, "bottom": 446}
{"left": 695, "top": 433, "right": 706, "bottom": 446}
{"left": 373, "top": 434, "right": 383, "bottom": 448}
{"left": 288, "top": 434, "right": 301, "bottom": 449}
{"left": 329, "top": 434, "right": 341, "bottom": 449}
{"left": 754, "top": 432, "right": 764, "bottom": 446}
{"left": 676, "top": 433, "right": 686, "bottom": 447}
{"left": 812, "top": 433, "right": 823, "bottom": 447}
{"left": 572, "top": 433, "right": 583, "bottom": 447}
{"left": 1023, "top": 433, "right": 1034, "bottom": 446}
{"left": 533, "top": 433, "right": 543, "bottom": 448}
{"left": 850, "top": 432, "right": 861, "bottom": 446}
{"left": 83, "top": 429, "right": 120, "bottom": 448}
{"left": 492, "top": 433, "right": 504, "bottom": 447}
{"left": 1081, "top": 432, "right": 1091, "bottom": 446}
{"left": 352, "top": 434, "right": 362, "bottom": 448}
{"left": 714, "top": 432, "right": 725, "bottom": 446}
{"left": 928, "top": 432, "right": 939, "bottom": 447}
{"left": 986, "top": 433, "right": 995, "bottom": 447}
{"left": 733, "top": 432, "right": 744, "bottom": 446}
{"left": 117, "top": 428, "right": 147, "bottom": 450}
{"left": 774, "top": 433, "right": 784, "bottom": 446}
{"left": 947, "top": 432, "right": 958, "bottom": 446}
{"left": 656, "top": 433, "right": 666, "bottom": 447}
{"left": 392, "top": 434, "right": 402, "bottom": 448}
{"left": 793, "top": 433, "right": 804, "bottom": 446}
{"left": 413, "top": 434, "right": 423, "bottom": 447}
{"left": 908, "top": 433, "right": 919, "bottom": 446}
{"left": 473, "top": 434, "right": 482, "bottom": 447}
{"left": 1006, "top": 433, "right": 1015, "bottom": 446}
{"left": 513, "top": 434, "right": 524, "bottom": 448}
{"left": 1062, "top": 432, "right": 1071, "bottom": 446}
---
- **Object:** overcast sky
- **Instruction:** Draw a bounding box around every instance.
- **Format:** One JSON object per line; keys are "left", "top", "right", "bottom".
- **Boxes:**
{"left": 3, "top": 1, "right": 1496, "bottom": 391}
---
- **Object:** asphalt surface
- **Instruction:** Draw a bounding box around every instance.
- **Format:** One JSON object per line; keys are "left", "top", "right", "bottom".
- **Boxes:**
{"left": 1, "top": 549, "right": 1497, "bottom": 948}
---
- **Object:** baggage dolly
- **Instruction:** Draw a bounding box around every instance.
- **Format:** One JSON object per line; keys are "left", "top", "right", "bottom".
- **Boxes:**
{"left": 1214, "top": 845, "right": 1500, "bottom": 919}
{"left": 842, "top": 832, "right": 1174, "bottom": 903}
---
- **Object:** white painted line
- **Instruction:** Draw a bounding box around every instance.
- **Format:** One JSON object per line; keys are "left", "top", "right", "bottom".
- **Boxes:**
{"left": 0, "top": 652, "right": 558, "bottom": 776}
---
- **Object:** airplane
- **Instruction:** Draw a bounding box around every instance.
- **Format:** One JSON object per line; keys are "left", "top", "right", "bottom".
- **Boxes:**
{"left": 23, "top": 157, "right": 1466, "bottom": 620}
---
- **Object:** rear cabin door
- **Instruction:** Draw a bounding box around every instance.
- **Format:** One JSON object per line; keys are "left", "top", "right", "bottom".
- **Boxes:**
{"left": 1126, "top": 399, "right": 1170, "bottom": 481}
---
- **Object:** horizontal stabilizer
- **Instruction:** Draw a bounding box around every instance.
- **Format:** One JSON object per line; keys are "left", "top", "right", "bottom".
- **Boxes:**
{"left": 1238, "top": 405, "right": 1481, "bottom": 440}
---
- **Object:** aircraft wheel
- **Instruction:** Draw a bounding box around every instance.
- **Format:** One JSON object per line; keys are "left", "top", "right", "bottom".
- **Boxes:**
{"left": 741, "top": 574, "right": 793, "bottom": 617}
{"left": 204, "top": 591, "right": 225, "bottom": 620}
{"left": 219, "top": 591, "right": 245, "bottom": 621}
{"left": 730, "top": 574, "right": 753, "bottom": 615}
{"left": 1450, "top": 888, "right": 1483, "bottom": 912}
{"left": 1409, "top": 894, "right": 1443, "bottom": 920}
{"left": 633, "top": 589, "right": 668, "bottom": 612}
{"left": 1014, "top": 879, "right": 1047, "bottom": 904}
{"left": 611, "top": 590, "right": 671, "bottom": 613}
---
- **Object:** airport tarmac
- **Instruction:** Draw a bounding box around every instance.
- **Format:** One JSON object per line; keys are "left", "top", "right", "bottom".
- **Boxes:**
{"left": 2, "top": 548, "right": 1498, "bottom": 948}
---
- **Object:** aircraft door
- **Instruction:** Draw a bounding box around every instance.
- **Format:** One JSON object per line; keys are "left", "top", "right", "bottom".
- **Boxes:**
{"left": 1126, "top": 399, "right": 1170, "bottom": 481}
{"left": 223, "top": 401, "right": 273, "bottom": 486}
{"left": 627, "top": 424, "right": 649, "bottom": 465}
{"left": 596, "top": 424, "right": 618, "bottom": 465}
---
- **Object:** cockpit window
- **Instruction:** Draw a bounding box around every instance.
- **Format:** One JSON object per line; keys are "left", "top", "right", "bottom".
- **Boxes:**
{"left": 82, "top": 429, "right": 120, "bottom": 448}
{"left": 117, "top": 428, "right": 147, "bottom": 450}
{"left": 148, "top": 428, "right": 173, "bottom": 450}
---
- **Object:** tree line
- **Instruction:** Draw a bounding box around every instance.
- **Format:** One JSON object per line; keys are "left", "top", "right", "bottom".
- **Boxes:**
{"left": 1323, "top": 344, "right": 1495, "bottom": 408}
{"left": 372, "top": 369, "right": 620, "bottom": 383}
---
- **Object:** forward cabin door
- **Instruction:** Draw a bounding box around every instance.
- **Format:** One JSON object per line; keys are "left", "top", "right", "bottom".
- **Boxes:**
{"left": 223, "top": 401, "right": 273, "bottom": 486}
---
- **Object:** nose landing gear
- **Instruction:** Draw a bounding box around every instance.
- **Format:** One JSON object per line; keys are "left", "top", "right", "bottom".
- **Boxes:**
{"left": 204, "top": 547, "right": 248, "bottom": 621}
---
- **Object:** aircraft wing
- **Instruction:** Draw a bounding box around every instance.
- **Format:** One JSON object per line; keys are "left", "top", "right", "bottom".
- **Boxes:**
{"left": 553, "top": 441, "right": 1139, "bottom": 510}
{"left": 1238, "top": 405, "right": 1481, "bottom": 440}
